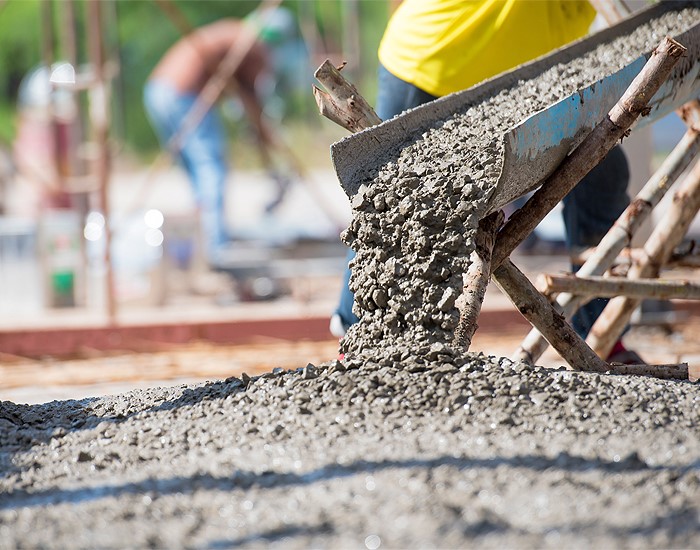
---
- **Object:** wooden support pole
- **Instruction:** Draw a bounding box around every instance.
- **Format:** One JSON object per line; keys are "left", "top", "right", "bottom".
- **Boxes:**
{"left": 514, "top": 101, "right": 700, "bottom": 364}
{"left": 492, "top": 259, "right": 610, "bottom": 372}
{"left": 313, "top": 60, "right": 382, "bottom": 133}
{"left": 455, "top": 211, "right": 504, "bottom": 350}
{"left": 606, "top": 362, "right": 688, "bottom": 380}
{"left": 587, "top": 155, "right": 700, "bottom": 358}
{"left": 538, "top": 273, "right": 700, "bottom": 301}
{"left": 495, "top": 260, "right": 689, "bottom": 379}
{"left": 491, "top": 37, "right": 687, "bottom": 270}
{"left": 86, "top": 0, "right": 117, "bottom": 324}
{"left": 571, "top": 246, "right": 700, "bottom": 268}
{"left": 309, "top": 37, "right": 690, "bottom": 381}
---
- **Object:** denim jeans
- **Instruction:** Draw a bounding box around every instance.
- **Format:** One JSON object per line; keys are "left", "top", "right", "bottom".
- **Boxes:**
{"left": 563, "top": 145, "right": 630, "bottom": 337}
{"left": 334, "top": 65, "right": 629, "bottom": 339}
{"left": 143, "top": 79, "right": 229, "bottom": 262}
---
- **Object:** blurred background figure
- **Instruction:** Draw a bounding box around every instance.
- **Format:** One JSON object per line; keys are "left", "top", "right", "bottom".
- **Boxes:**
{"left": 143, "top": 17, "right": 274, "bottom": 265}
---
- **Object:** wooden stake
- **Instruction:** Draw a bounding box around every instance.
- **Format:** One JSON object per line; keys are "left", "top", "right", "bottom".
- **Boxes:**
{"left": 538, "top": 273, "right": 700, "bottom": 301}
{"left": 606, "top": 362, "right": 688, "bottom": 381}
{"left": 587, "top": 156, "right": 700, "bottom": 358}
{"left": 454, "top": 211, "right": 504, "bottom": 350}
{"left": 514, "top": 99, "right": 700, "bottom": 364}
{"left": 491, "top": 37, "right": 687, "bottom": 270}
{"left": 492, "top": 259, "right": 610, "bottom": 373}
{"left": 313, "top": 60, "right": 382, "bottom": 133}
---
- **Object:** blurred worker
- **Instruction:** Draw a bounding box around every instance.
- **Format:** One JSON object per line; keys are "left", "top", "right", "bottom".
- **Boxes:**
{"left": 331, "top": 0, "right": 640, "bottom": 364}
{"left": 143, "top": 18, "right": 274, "bottom": 264}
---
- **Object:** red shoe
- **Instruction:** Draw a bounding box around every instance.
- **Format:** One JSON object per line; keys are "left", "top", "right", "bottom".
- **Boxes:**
{"left": 607, "top": 340, "right": 646, "bottom": 365}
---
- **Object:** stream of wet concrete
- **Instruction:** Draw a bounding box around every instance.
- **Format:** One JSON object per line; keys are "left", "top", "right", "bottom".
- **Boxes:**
{"left": 1, "top": 5, "right": 700, "bottom": 548}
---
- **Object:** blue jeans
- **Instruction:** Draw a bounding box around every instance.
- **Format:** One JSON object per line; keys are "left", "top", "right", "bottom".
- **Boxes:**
{"left": 563, "top": 145, "right": 629, "bottom": 337}
{"left": 143, "top": 80, "right": 229, "bottom": 262}
{"left": 335, "top": 66, "right": 629, "bottom": 339}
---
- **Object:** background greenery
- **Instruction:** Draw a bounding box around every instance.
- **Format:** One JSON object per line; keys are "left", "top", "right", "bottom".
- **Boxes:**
{"left": 0, "top": 0, "right": 391, "bottom": 161}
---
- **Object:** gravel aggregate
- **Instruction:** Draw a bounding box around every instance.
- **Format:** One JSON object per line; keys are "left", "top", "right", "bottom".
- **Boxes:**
{"left": 2, "top": 6, "right": 700, "bottom": 549}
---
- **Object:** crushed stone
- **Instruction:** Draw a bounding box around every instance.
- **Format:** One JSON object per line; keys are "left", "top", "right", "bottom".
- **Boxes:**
{"left": 1, "top": 5, "right": 700, "bottom": 549}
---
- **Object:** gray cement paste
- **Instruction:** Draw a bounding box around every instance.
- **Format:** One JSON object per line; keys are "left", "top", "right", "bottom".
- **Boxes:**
{"left": 1, "top": 354, "right": 699, "bottom": 548}
{"left": 1, "top": 6, "right": 699, "bottom": 549}
{"left": 340, "top": 6, "right": 700, "bottom": 362}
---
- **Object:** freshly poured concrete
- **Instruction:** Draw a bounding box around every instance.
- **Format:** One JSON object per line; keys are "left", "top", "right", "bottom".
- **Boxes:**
{"left": 1, "top": 354, "right": 699, "bottom": 548}
{"left": 2, "top": 6, "right": 700, "bottom": 549}
{"left": 341, "top": 6, "right": 700, "bottom": 360}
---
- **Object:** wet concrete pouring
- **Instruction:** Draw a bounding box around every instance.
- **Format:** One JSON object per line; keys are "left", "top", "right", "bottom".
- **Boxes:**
{"left": 2, "top": 7, "right": 700, "bottom": 549}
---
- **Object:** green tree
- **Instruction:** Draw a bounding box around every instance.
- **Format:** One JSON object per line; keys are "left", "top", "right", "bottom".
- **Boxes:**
{"left": 0, "top": 0, "right": 391, "bottom": 158}
{"left": 0, "top": 0, "right": 43, "bottom": 144}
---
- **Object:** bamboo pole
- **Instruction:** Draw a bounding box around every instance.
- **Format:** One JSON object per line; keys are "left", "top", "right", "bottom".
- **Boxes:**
{"left": 490, "top": 37, "right": 687, "bottom": 270}
{"left": 514, "top": 103, "right": 700, "bottom": 364}
{"left": 313, "top": 60, "right": 382, "bottom": 133}
{"left": 454, "top": 211, "right": 503, "bottom": 349}
{"left": 587, "top": 156, "right": 700, "bottom": 358}
{"left": 538, "top": 273, "right": 700, "bottom": 301}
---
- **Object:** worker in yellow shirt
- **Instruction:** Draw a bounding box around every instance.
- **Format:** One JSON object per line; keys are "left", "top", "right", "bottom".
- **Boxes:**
{"left": 331, "top": 0, "right": 641, "bottom": 364}
{"left": 379, "top": 0, "right": 594, "bottom": 96}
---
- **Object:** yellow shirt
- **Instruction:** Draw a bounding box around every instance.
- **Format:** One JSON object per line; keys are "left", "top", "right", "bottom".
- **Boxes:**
{"left": 378, "top": 0, "right": 596, "bottom": 97}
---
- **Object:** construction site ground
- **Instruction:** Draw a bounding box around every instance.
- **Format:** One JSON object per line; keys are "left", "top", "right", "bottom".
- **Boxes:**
{"left": 2, "top": 252, "right": 699, "bottom": 405}
{"left": 2, "top": 254, "right": 699, "bottom": 549}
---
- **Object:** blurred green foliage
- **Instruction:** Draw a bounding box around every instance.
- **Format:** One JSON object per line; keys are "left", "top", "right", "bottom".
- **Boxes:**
{"left": 0, "top": 0, "right": 390, "bottom": 158}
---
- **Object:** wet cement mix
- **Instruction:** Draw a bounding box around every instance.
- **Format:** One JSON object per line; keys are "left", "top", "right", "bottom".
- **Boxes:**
{"left": 2, "top": 7, "right": 700, "bottom": 549}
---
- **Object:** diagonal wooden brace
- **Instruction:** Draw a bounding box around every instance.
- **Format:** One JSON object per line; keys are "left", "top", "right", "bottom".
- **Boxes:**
{"left": 491, "top": 37, "right": 686, "bottom": 268}
{"left": 485, "top": 37, "right": 686, "bottom": 372}
{"left": 515, "top": 108, "right": 700, "bottom": 364}
{"left": 455, "top": 211, "right": 504, "bottom": 350}
{"left": 587, "top": 156, "right": 700, "bottom": 358}
{"left": 492, "top": 259, "right": 610, "bottom": 371}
